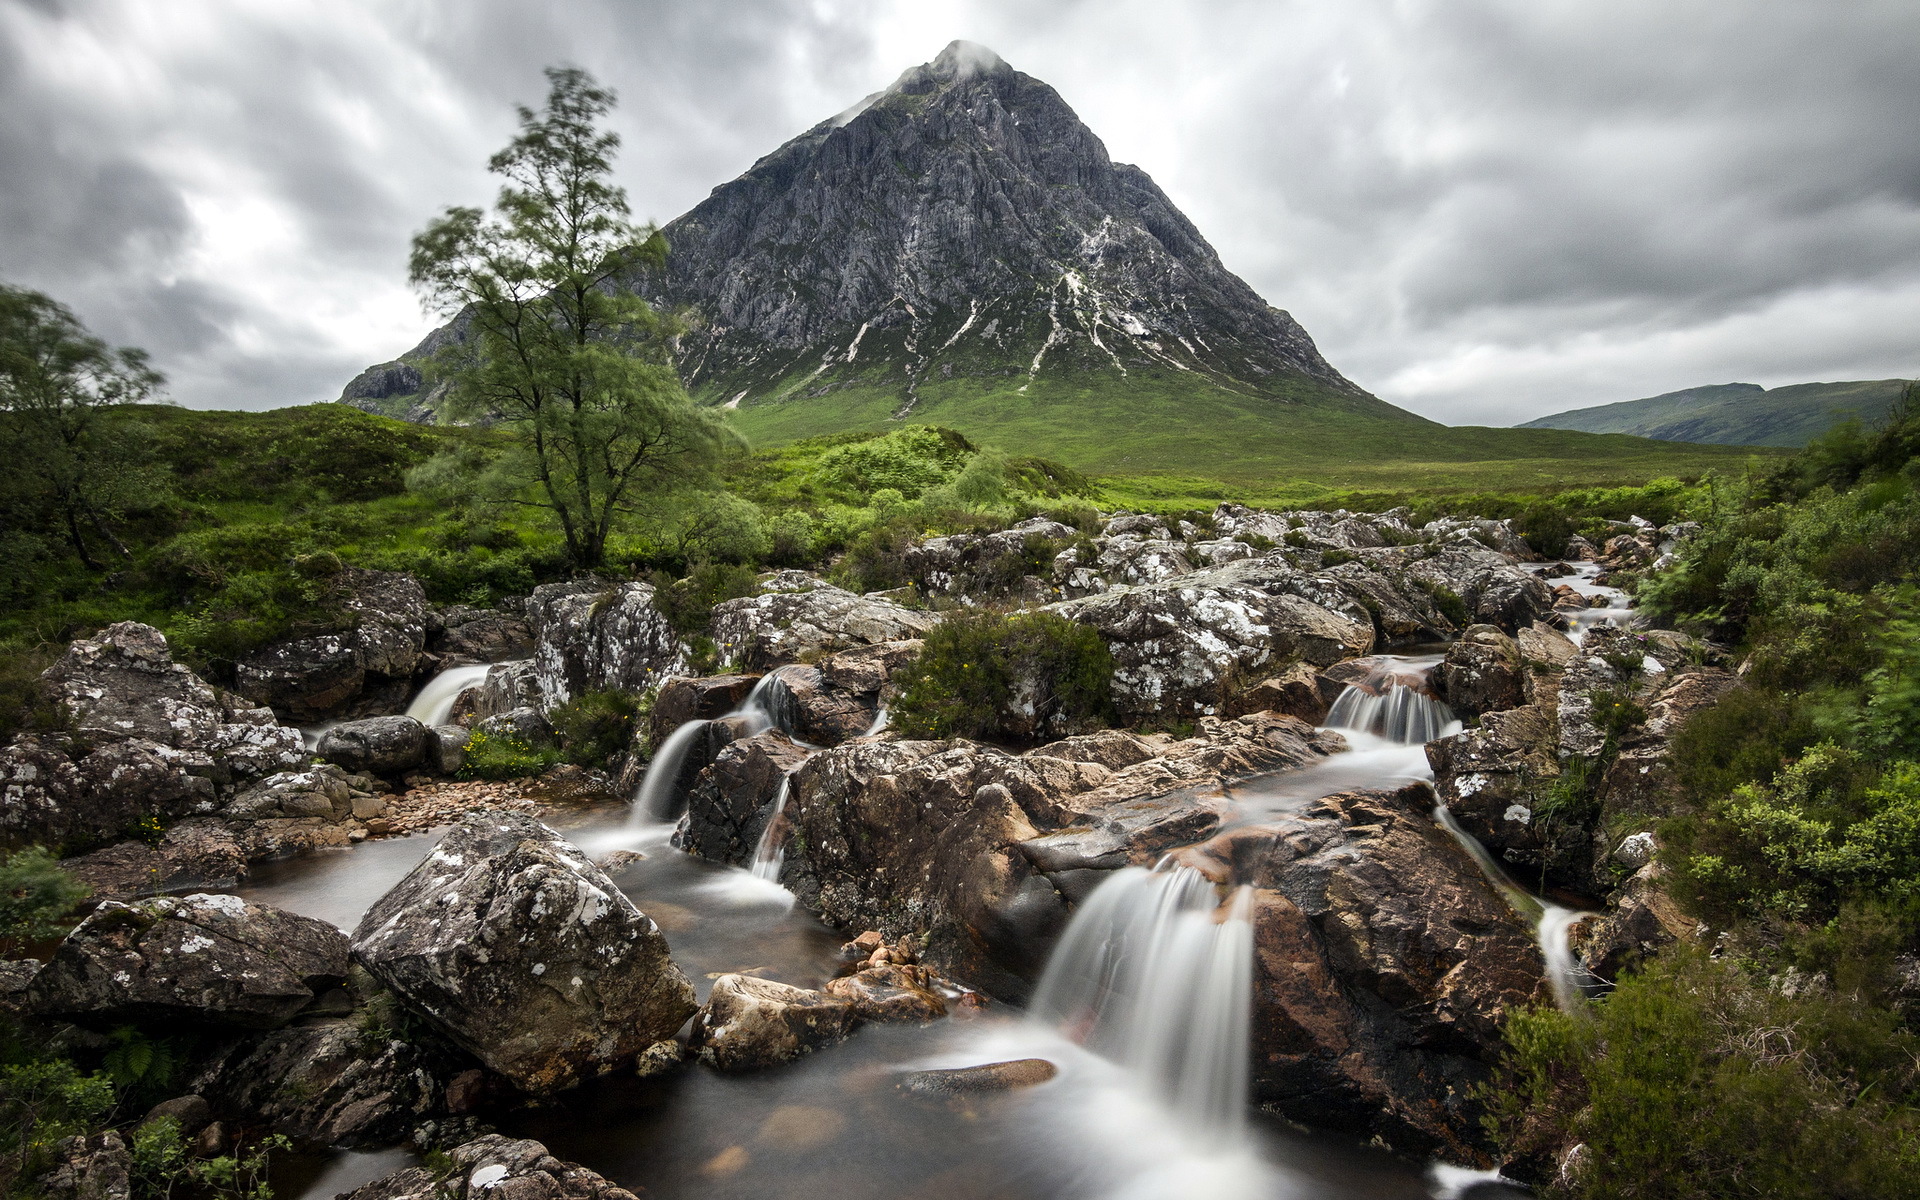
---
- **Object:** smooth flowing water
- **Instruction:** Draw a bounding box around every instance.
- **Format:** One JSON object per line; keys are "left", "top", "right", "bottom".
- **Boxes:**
{"left": 1538, "top": 561, "right": 1637, "bottom": 642}
{"left": 404, "top": 663, "right": 499, "bottom": 727}
{"left": 627, "top": 669, "right": 798, "bottom": 830}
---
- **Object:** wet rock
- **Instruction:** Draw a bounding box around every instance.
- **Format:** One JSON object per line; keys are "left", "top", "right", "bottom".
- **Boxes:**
{"left": 1397, "top": 545, "right": 1555, "bottom": 633}
{"left": 39, "top": 1131, "right": 130, "bottom": 1200}
{"left": 692, "top": 974, "right": 857, "bottom": 1071}
{"left": 236, "top": 570, "right": 429, "bottom": 720}
{"left": 822, "top": 963, "right": 947, "bottom": 1022}
{"left": 1175, "top": 783, "right": 1548, "bottom": 1158}
{"left": 29, "top": 893, "right": 350, "bottom": 1030}
{"left": 192, "top": 1016, "right": 443, "bottom": 1146}
{"left": 427, "top": 726, "right": 469, "bottom": 776}
{"left": 1049, "top": 557, "right": 1374, "bottom": 719}
{"left": 899, "top": 1058, "right": 1057, "bottom": 1094}
{"left": 1426, "top": 705, "right": 1562, "bottom": 879}
{"left": 318, "top": 717, "right": 430, "bottom": 775}
{"left": 1224, "top": 661, "right": 1330, "bottom": 722}
{"left": 1, "top": 624, "right": 304, "bottom": 847}
{"left": 682, "top": 731, "right": 810, "bottom": 866}
{"left": 1575, "top": 863, "right": 1699, "bottom": 980}
{"left": 340, "top": 1135, "right": 639, "bottom": 1200}
{"left": 527, "top": 580, "right": 689, "bottom": 712}
{"left": 763, "top": 664, "right": 880, "bottom": 745}
{"left": 1436, "top": 626, "right": 1526, "bottom": 720}
{"left": 60, "top": 820, "right": 247, "bottom": 904}
{"left": 351, "top": 811, "right": 697, "bottom": 1094}
{"left": 710, "top": 575, "right": 938, "bottom": 671}
{"left": 431, "top": 607, "right": 534, "bottom": 664}
{"left": 650, "top": 675, "right": 759, "bottom": 745}
{"left": 224, "top": 765, "right": 354, "bottom": 821}
{"left": 469, "top": 660, "right": 542, "bottom": 724}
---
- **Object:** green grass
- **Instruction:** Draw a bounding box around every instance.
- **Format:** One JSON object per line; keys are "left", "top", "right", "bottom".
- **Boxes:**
{"left": 718, "top": 366, "right": 1773, "bottom": 493}
{"left": 1519, "top": 378, "right": 1913, "bottom": 449}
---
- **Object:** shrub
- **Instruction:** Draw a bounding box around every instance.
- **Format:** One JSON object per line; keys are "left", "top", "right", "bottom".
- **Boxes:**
{"left": 652, "top": 561, "right": 759, "bottom": 637}
{"left": 0, "top": 1053, "right": 114, "bottom": 1196}
{"left": 832, "top": 519, "right": 918, "bottom": 594}
{"left": 814, "top": 426, "right": 972, "bottom": 498}
{"left": 0, "top": 643, "right": 60, "bottom": 745}
{"left": 549, "top": 689, "right": 643, "bottom": 766}
{"left": 890, "top": 610, "right": 1115, "bottom": 744}
{"left": 0, "top": 846, "right": 89, "bottom": 947}
{"left": 458, "top": 729, "right": 559, "bottom": 780}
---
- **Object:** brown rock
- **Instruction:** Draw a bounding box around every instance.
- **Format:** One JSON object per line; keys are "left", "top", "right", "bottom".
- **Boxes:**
{"left": 1225, "top": 661, "right": 1331, "bottom": 723}
{"left": 823, "top": 963, "right": 948, "bottom": 1022}
{"left": 692, "top": 975, "right": 857, "bottom": 1071}
{"left": 1435, "top": 625, "right": 1525, "bottom": 720}
{"left": 899, "top": 1058, "right": 1058, "bottom": 1094}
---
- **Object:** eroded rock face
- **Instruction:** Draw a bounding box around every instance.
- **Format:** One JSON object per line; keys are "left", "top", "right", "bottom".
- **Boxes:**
{"left": 1394, "top": 545, "right": 1554, "bottom": 633}
{"left": 1426, "top": 704, "right": 1562, "bottom": 879}
{"left": 1173, "top": 783, "right": 1548, "bottom": 1157}
{"left": 351, "top": 811, "right": 696, "bottom": 1093}
{"left": 1049, "top": 558, "right": 1374, "bottom": 719}
{"left": 341, "top": 1135, "right": 639, "bottom": 1200}
{"left": 235, "top": 570, "right": 430, "bottom": 721}
{"left": 29, "top": 894, "right": 350, "bottom": 1030}
{"left": 682, "top": 731, "right": 810, "bottom": 866}
{"left": 649, "top": 675, "right": 759, "bottom": 745}
{"left": 1, "top": 623, "right": 305, "bottom": 847}
{"left": 59, "top": 820, "right": 247, "bottom": 904}
{"left": 710, "top": 575, "right": 938, "bottom": 671}
{"left": 1436, "top": 626, "right": 1526, "bottom": 720}
{"left": 778, "top": 714, "right": 1338, "bottom": 997}
{"left": 527, "top": 582, "right": 689, "bottom": 712}
{"left": 317, "top": 717, "right": 430, "bottom": 775}
{"left": 430, "top": 606, "right": 534, "bottom": 665}
{"left": 193, "top": 1017, "right": 443, "bottom": 1146}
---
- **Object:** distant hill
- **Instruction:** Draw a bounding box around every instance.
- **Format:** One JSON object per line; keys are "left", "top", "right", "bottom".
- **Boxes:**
{"left": 1517, "top": 379, "right": 1912, "bottom": 447}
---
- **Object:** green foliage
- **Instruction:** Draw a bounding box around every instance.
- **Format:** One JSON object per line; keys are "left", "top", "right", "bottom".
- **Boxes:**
{"left": 1485, "top": 949, "right": 1920, "bottom": 1199}
{"left": 0, "top": 1051, "right": 115, "bottom": 1196}
{"left": 651, "top": 560, "right": 758, "bottom": 637}
{"left": 813, "top": 426, "right": 973, "bottom": 498}
{"left": 0, "top": 643, "right": 61, "bottom": 745}
{"left": 409, "top": 66, "right": 736, "bottom": 570}
{"left": 890, "top": 609, "right": 1115, "bottom": 744}
{"left": 0, "top": 846, "right": 88, "bottom": 946}
{"left": 1417, "top": 579, "right": 1470, "bottom": 627}
{"left": 132, "top": 1114, "right": 287, "bottom": 1200}
{"left": 548, "top": 689, "right": 643, "bottom": 766}
{"left": 458, "top": 729, "right": 559, "bottom": 781}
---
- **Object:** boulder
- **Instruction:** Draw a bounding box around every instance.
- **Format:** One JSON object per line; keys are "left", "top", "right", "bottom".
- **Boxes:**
{"left": 223, "top": 765, "right": 354, "bottom": 821}
{"left": 340, "top": 1135, "right": 639, "bottom": 1200}
{"left": 1049, "top": 557, "right": 1374, "bottom": 719}
{"left": 427, "top": 726, "right": 469, "bottom": 775}
{"left": 1426, "top": 705, "right": 1564, "bottom": 881}
{"left": 0, "top": 959, "right": 41, "bottom": 1015}
{"left": 192, "top": 1016, "right": 443, "bottom": 1146}
{"left": 1396, "top": 545, "right": 1555, "bottom": 633}
{"left": 2, "top": 624, "right": 304, "bottom": 847}
{"left": 904, "top": 519, "right": 1078, "bottom": 600}
{"left": 351, "top": 811, "right": 696, "bottom": 1093}
{"left": 59, "top": 820, "right": 247, "bottom": 904}
{"left": 469, "top": 660, "right": 542, "bottom": 724}
{"left": 1173, "top": 782, "right": 1548, "bottom": 1157}
{"left": 29, "top": 894, "right": 350, "bottom": 1030}
{"left": 526, "top": 580, "right": 689, "bottom": 712}
{"left": 710, "top": 574, "right": 938, "bottom": 671}
{"left": 430, "top": 606, "right": 534, "bottom": 664}
{"left": 37, "top": 1131, "right": 130, "bottom": 1200}
{"left": 691, "top": 974, "right": 857, "bottom": 1071}
{"left": 1436, "top": 626, "right": 1526, "bottom": 720}
{"left": 474, "top": 707, "right": 553, "bottom": 748}
{"left": 822, "top": 963, "right": 948, "bottom": 1022}
{"left": 1224, "top": 661, "right": 1330, "bottom": 723}
{"left": 1574, "top": 863, "right": 1700, "bottom": 980}
{"left": 900, "top": 1059, "right": 1057, "bottom": 1094}
{"left": 235, "top": 569, "right": 429, "bottom": 720}
{"left": 649, "top": 675, "right": 759, "bottom": 745}
{"left": 682, "top": 732, "right": 811, "bottom": 866}
{"left": 318, "top": 717, "right": 430, "bottom": 775}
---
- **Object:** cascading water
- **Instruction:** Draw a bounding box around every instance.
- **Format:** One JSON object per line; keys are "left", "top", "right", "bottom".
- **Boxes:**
{"left": 748, "top": 777, "right": 791, "bottom": 883}
{"left": 1028, "top": 865, "right": 1256, "bottom": 1145}
{"left": 626, "top": 668, "right": 797, "bottom": 829}
{"left": 1323, "top": 658, "right": 1457, "bottom": 745}
{"left": 403, "top": 663, "right": 498, "bottom": 728}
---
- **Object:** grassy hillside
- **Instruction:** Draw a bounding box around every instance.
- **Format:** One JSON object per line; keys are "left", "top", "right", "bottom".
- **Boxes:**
{"left": 717, "top": 366, "right": 1763, "bottom": 490}
{"left": 1518, "top": 378, "right": 1912, "bottom": 447}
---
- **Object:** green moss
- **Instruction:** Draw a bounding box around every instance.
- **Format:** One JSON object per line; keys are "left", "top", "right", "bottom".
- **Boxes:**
{"left": 890, "top": 609, "right": 1114, "bottom": 744}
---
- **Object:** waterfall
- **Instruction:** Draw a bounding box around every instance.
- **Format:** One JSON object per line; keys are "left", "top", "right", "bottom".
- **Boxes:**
{"left": 1433, "top": 804, "right": 1599, "bottom": 1012}
{"left": 628, "top": 718, "right": 712, "bottom": 827}
{"left": 861, "top": 705, "right": 890, "bottom": 737}
{"left": 1324, "top": 662, "right": 1457, "bottom": 745}
{"left": 403, "top": 663, "right": 496, "bottom": 728}
{"left": 1029, "top": 866, "right": 1256, "bottom": 1145}
{"left": 748, "top": 777, "right": 792, "bottom": 883}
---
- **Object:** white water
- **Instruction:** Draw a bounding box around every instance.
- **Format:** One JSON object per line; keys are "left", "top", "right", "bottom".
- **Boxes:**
{"left": 749, "top": 777, "right": 792, "bottom": 884}
{"left": 1029, "top": 865, "right": 1256, "bottom": 1147}
{"left": 861, "top": 705, "right": 890, "bottom": 737}
{"left": 625, "top": 669, "right": 794, "bottom": 829}
{"left": 1539, "top": 561, "right": 1638, "bottom": 642}
{"left": 1322, "top": 654, "right": 1459, "bottom": 745}
{"left": 403, "top": 663, "right": 496, "bottom": 728}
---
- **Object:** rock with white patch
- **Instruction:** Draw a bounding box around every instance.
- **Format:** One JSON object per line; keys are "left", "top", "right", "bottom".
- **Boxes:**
{"left": 526, "top": 581, "right": 690, "bottom": 713}
{"left": 28, "top": 893, "right": 349, "bottom": 1030}
{"left": 709, "top": 574, "right": 938, "bottom": 671}
{"left": 351, "top": 811, "right": 696, "bottom": 1094}
{"left": 235, "top": 569, "right": 430, "bottom": 720}
{"left": 341, "top": 1135, "right": 639, "bottom": 1200}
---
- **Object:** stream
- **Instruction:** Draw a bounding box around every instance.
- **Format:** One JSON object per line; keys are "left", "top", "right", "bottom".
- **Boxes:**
{"left": 246, "top": 583, "right": 1646, "bottom": 1200}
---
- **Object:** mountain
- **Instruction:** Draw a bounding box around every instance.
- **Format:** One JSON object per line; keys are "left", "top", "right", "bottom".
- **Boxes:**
{"left": 1517, "top": 379, "right": 1913, "bottom": 448}
{"left": 340, "top": 42, "right": 1762, "bottom": 486}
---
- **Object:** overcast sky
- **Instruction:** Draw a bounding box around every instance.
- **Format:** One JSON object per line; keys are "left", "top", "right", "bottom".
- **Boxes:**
{"left": 4, "top": 0, "right": 1917, "bottom": 425}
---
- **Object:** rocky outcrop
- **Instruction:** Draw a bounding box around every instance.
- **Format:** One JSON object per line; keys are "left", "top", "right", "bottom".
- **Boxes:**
{"left": 775, "top": 714, "right": 1338, "bottom": 997}
{"left": 351, "top": 812, "right": 696, "bottom": 1093}
{"left": 193, "top": 1014, "right": 445, "bottom": 1146}
{"left": 1, "top": 623, "right": 304, "bottom": 848}
{"left": 317, "top": 716, "right": 430, "bottom": 775}
{"left": 649, "top": 675, "right": 759, "bottom": 745}
{"left": 692, "top": 974, "right": 858, "bottom": 1071}
{"left": 29, "top": 893, "right": 350, "bottom": 1030}
{"left": 1393, "top": 545, "right": 1554, "bottom": 632}
{"left": 1426, "top": 704, "right": 1563, "bottom": 880}
{"left": 37, "top": 1131, "right": 131, "bottom": 1200}
{"left": 59, "top": 820, "right": 247, "bottom": 903}
{"left": 341, "top": 1135, "right": 639, "bottom": 1200}
{"left": 527, "top": 581, "right": 689, "bottom": 712}
{"left": 469, "top": 660, "right": 542, "bottom": 724}
{"left": 235, "top": 569, "right": 429, "bottom": 720}
{"left": 1173, "top": 783, "right": 1549, "bottom": 1157}
{"left": 710, "top": 574, "right": 937, "bottom": 672}
{"left": 429, "top": 606, "right": 533, "bottom": 665}
{"left": 681, "top": 731, "right": 810, "bottom": 866}
{"left": 1435, "top": 626, "right": 1526, "bottom": 721}
{"left": 1049, "top": 557, "right": 1374, "bottom": 719}
{"left": 904, "top": 518, "right": 1078, "bottom": 601}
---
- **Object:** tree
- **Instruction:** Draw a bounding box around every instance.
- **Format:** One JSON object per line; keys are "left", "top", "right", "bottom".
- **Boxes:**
{"left": 0, "top": 285, "right": 165, "bottom": 570}
{"left": 409, "top": 67, "right": 733, "bottom": 570}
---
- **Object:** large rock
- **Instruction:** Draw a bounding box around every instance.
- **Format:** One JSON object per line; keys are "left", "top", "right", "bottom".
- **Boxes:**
{"left": 235, "top": 569, "right": 430, "bottom": 720}
{"left": 649, "top": 675, "right": 759, "bottom": 746}
{"left": 1435, "top": 626, "right": 1526, "bottom": 720}
{"left": 193, "top": 1015, "right": 444, "bottom": 1146}
{"left": 691, "top": 974, "right": 857, "bottom": 1071}
{"left": 1174, "top": 782, "right": 1548, "bottom": 1157}
{"left": 777, "top": 713, "right": 1338, "bottom": 997}
{"left": 1426, "top": 705, "right": 1564, "bottom": 881}
{"left": 1049, "top": 557, "right": 1374, "bottom": 719}
{"left": 1394, "top": 544, "right": 1555, "bottom": 633}
{"left": 38, "top": 1132, "right": 131, "bottom": 1200}
{"left": 682, "top": 731, "right": 811, "bottom": 866}
{"left": 29, "top": 894, "right": 350, "bottom": 1030}
{"left": 351, "top": 812, "right": 696, "bottom": 1093}
{"left": 468, "top": 660, "right": 542, "bottom": 724}
{"left": 317, "top": 716, "right": 430, "bottom": 775}
{"left": 904, "top": 518, "right": 1079, "bottom": 600}
{"left": 526, "top": 581, "right": 689, "bottom": 712}
{"left": 430, "top": 606, "right": 534, "bottom": 664}
{"left": 1, "top": 623, "right": 305, "bottom": 847}
{"left": 710, "top": 573, "right": 938, "bottom": 671}
{"left": 59, "top": 820, "right": 247, "bottom": 904}
{"left": 341, "top": 1135, "right": 638, "bottom": 1200}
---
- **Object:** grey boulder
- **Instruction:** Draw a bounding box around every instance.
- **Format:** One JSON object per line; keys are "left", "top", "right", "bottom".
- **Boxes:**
{"left": 317, "top": 716, "right": 430, "bottom": 775}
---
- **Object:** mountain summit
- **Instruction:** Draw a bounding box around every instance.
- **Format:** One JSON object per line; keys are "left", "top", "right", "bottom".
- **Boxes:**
{"left": 344, "top": 42, "right": 1429, "bottom": 466}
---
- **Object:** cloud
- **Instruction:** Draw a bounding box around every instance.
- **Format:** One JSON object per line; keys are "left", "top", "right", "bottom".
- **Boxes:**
{"left": 0, "top": 0, "right": 1915, "bottom": 422}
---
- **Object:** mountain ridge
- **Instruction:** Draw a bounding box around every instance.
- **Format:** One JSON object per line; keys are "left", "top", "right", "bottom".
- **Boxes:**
{"left": 1518, "top": 378, "right": 1912, "bottom": 447}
